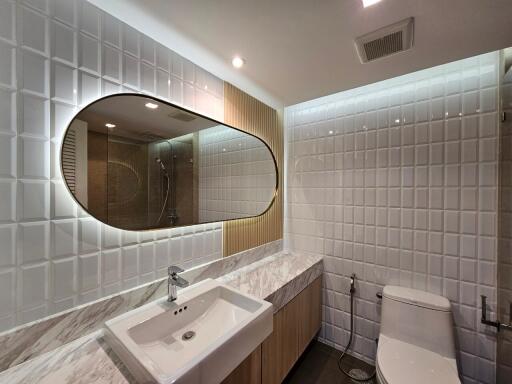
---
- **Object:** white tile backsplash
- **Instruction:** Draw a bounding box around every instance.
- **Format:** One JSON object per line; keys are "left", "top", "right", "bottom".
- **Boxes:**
{"left": 197, "top": 127, "right": 276, "bottom": 222}
{"left": 498, "top": 60, "right": 512, "bottom": 382}
{"left": 286, "top": 52, "right": 500, "bottom": 383}
{"left": 0, "top": 0, "right": 225, "bottom": 332}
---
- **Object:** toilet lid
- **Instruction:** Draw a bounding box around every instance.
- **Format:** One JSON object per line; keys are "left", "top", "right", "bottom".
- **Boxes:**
{"left": 377, "top": 336, "right": 460, "bottom": 384}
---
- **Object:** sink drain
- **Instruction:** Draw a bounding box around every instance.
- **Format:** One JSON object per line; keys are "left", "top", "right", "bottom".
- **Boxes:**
{"left": 182, "top": 331, "right": 196, "bottom": 341}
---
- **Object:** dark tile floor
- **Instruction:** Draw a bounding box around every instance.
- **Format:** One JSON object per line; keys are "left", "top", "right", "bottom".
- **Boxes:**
{"left": 283, "top": 341, "right": 376, "bottom": 384}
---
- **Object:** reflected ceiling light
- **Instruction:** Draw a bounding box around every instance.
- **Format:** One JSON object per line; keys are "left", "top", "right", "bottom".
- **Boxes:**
{"left": 105, "top": 123, "right": 116, "bottom": 128}
{"left": 232, "top": 56, "right": 245, "bottom": 68}
{"left": 362, "top": 0, "right": 382, "bottom": 7}
{"left": 145, "top": 102, "right": 159, "bottom": 109}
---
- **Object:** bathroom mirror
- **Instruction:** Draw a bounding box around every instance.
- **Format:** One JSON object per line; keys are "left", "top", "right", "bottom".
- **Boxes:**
{"left": 61, "top": 94, "right": 277, "bottom": 231}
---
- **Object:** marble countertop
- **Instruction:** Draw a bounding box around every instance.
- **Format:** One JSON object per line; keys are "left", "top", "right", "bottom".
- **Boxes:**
{"left": 0, "top": 251, "right": 323, "bottom": 384}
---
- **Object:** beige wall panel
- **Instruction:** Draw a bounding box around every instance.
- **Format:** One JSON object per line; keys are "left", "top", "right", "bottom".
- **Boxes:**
{"left": 222, "top": 83, "right": 284, "bottom": 256}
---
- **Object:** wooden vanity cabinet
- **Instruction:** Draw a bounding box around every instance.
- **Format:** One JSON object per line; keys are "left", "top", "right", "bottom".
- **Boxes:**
{"left": 261, "top": 293, "right": 300, "bottom": 384}
{"left": 221, "top": 345, "right": 262, "bottom": 384}
{"left": 297, "top": 277, "right": 322, "bottom": 355}
{"left": 222, "top": 276, "right": 322, "bottom": 384}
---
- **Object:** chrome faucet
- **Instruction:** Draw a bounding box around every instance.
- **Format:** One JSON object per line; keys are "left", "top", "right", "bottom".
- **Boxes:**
{"left": 168, "top": 265, "right": 189, "bottom": 302}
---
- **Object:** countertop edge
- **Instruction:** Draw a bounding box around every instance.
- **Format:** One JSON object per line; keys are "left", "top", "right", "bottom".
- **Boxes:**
{"left": 0, "top": 251, "right": 323, "bottom": 384}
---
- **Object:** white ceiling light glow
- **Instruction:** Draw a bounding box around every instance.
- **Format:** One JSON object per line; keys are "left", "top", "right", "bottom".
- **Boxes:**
{"left": 145, "top": 102, "right": 159, "bottom": 109}
{"left": 362, "top": 0, "right": 382, "bottom": 7}
{"left": 105, "top": 123, "right": 116, "bottom": 128}
{"left": 232, "top": 56, "right": 245, "bottom": 69}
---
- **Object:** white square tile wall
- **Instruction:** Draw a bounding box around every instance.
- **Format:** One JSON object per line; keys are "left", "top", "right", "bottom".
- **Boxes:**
{"left": 198, "top": 127, "right": 276, "bottom": 222}
{"left": 0, "top": 0, "right": 225, "bottom": 331}
{"left": 497, "top": 56, "right": 512, "bottom": 383}
{"left": 285, "top": 52, "right": 500, "bottom": 384}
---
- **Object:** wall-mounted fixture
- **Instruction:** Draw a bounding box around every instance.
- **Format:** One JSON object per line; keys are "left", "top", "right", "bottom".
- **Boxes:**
{"left": 481, "top": 295, "right": 512, "bottom": 332}
{"left": 232, "top": 56, "right": 245, "bottom": 68}
{"left": 362, "top": 0, "right": 382, "bottom": 8}
{"left": 61, "top": 94, "right": 278, "bottom": 231}
{"left": 145, "top": 102, "right": 159, "bottom": 109}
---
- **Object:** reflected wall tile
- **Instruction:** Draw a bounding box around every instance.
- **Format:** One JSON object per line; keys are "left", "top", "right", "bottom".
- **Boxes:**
{"left": 0, "top": 41, "right": 16, "bottom": 89}
{"left": 0, "top": 225, "right": 16, "bottom": 268}
{"left": 0, "top": 134, "right": 16, "bottom": 178}
{"left": 102, "top": 12, "right": 121, "bottom": 49}
{"left": 286, "top": 52, "right": 500, "bottom": 379}
{"left": 52, "top": 61, "right": 77, "bottom": 104}
{"left": 78, "top": 252, "right": 99, "bottom": 292}
{"left": 78, "top": 71, "right": 100, "bottom": 106}
{"left": 79, "top": 1, "right": 100, "bottom": 39}
{"left": 20, "top": 138, "right": 50, "bottom": 179}
{"left": 21, "top": 50, "right": 49, "bottom": 96}
{"left": 123, "top": 24, "right": 139, "bottom": 58}
{"left": 20, "top": 262, "right": 48, "bottom": 309}
{"left": 102, "top": 44, "right": 121, "bottom": 83}
{"left": 0, "top": 0, "right": 225, "bottom": 330}
{"left": 79, "top": 33, "right": 100, "bottom": 74}
{"left": 51, "top": 20, "right": 76, "bottom": 66}
{"left": 52, "top": 219, "right": 77, "bottom": 258}
{"left": 18, "top": 180, "right": 50, "bottom": 221}
{"left": 52, "top": 256, "right": 76, "bottom": 300}
{"left": 123, "top": 52, "right": 139, "bottom": 88}
{"left": 19, "top": 5, "right": 48, "bottom": 55}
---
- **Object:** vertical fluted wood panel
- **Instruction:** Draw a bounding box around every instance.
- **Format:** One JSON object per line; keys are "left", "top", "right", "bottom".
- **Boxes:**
{"left": 223, "top": 83, "right": 283, "bottom": 256}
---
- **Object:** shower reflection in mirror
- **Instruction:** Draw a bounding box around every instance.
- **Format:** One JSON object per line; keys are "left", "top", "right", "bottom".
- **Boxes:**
{"left": 61, "top": 94, "right": 277, "bottom": 231}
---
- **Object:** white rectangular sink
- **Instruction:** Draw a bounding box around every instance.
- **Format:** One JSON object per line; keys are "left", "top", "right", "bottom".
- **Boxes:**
{"left": 105, "top": 279, "right": 273, "bottom": 384}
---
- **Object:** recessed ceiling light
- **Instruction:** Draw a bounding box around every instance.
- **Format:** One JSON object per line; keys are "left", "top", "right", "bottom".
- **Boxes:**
{"left": 105, "top": 123, "right": 116, "bottom": 128}
{"left": 145, "top": 102, "right": 159, "bottom": 109}
{"left": 362, "top": 0, "right": 382, "bottom": 7}
{"left": 232, "top": 56, "right": 245, "bottom": 69}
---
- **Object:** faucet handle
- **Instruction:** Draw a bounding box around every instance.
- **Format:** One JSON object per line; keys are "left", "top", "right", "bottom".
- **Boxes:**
{"left": 168, "top": 265, "right": 184, "bottom": 275}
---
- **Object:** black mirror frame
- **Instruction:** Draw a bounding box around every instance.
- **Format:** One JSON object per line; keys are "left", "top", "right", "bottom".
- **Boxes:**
{"left": 60, "top": 93, "right": 279, "bottom": 232}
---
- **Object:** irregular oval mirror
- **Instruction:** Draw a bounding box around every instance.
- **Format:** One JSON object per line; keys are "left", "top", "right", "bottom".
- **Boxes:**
{"left": 61, "top": 94, "right": 277, "bottom": 231}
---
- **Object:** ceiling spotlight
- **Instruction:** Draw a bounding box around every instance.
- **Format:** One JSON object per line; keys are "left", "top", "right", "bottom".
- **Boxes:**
{"left": 232, "top": 56, "right": 245, "bottom": 69}
{"left": 105, "top": 123, "right": 116, "bottom": 128}
{"left": 145, "top": 102, "right": 159, "bottom": 109}
{"left": 362, "top": 0, "right": 382, "bottom": 7}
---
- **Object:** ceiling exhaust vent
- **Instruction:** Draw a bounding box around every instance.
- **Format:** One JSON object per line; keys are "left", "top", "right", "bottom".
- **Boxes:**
{"left": 168, "top": 111, "right": 197, "bottom": 122}
{"left": 355, "top": 17, "right": 414, "bottom": 63}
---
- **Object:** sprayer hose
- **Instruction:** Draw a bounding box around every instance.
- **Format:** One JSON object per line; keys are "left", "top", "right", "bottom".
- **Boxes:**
{"left": 336, "top": 283, "right": 376, "bottom": 382}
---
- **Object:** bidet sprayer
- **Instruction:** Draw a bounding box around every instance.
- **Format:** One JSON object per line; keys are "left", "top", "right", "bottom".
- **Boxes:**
{"left": 350, "top": 273, "right": 356, "bottom": 294}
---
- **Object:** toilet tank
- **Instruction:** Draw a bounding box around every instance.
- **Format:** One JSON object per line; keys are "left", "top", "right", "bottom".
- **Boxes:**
{"left": 380, "top": 286, "right": 456, "bottom": 359}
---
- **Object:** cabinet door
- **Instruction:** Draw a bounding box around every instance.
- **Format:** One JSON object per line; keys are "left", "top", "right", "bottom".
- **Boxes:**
{"left": 221, "top": 345, "right": 262, "bottom": 384}
{"left": 261, "top": 295, "right": 299, "bottom": 384}
{"left": 297, "top": 277, "right": 322, "bottom": 354}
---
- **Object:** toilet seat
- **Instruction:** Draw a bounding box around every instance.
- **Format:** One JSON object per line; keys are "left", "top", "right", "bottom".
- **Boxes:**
{"left": 376, "top": 335, "right": 461, "bottom": 384}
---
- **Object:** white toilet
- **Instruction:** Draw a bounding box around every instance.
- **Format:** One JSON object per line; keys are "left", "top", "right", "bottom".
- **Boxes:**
{"left": 376, "top": 286, "right": 461, "bottom": 384}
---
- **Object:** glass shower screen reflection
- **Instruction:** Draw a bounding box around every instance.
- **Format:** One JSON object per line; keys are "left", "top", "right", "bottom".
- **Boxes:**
{"left": 61, "top": 94, "right": 277, "bottom": 231}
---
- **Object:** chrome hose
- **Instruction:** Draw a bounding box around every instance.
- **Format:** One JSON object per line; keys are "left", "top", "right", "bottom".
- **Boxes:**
{"left": 337, "top": 273, "right": 376, "bottom": 382}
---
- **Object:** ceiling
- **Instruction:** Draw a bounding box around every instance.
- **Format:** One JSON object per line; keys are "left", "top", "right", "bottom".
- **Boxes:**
{"left": 120, "top": 0, "right": 512, "bottom": 106}
{"left": 78, "top": 95, "right": 217, "bottom": 141}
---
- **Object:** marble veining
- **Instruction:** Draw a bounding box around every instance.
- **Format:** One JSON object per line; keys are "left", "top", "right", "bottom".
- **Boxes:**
{"left": 0, "top": 280, "right": 167, "bottom": 372}
{"left": 0, "top": 332, "right": 135, "bottom": 384}
{"left": 0, "top": 240, "right": 282, "bottom": 373}
{"left": 219, "top": 251, "right": 323, "bottom": 313}
{"left": 0, "top": 249, "right": 322, "bottom": 384}
{"left": 182, "top": 239, "right": 283, "bottom": 286}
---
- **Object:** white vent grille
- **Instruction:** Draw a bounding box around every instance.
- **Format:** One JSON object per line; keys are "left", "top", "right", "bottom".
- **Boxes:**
{"left": 355, "top": 17, "right": 414, "bottom": 63}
